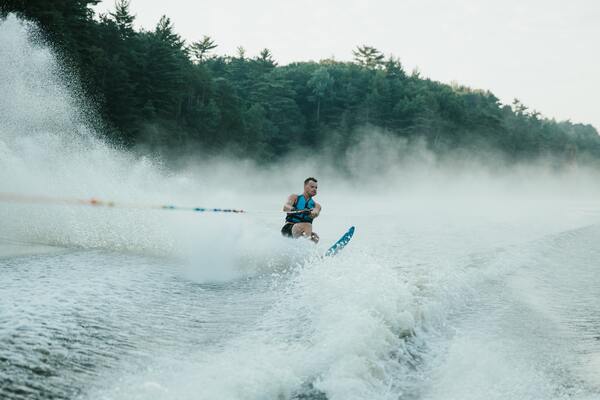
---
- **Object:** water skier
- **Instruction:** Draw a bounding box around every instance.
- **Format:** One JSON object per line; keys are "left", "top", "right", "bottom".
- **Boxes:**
{"left": 281, "top": 177, "right": 321, "bottom": 243}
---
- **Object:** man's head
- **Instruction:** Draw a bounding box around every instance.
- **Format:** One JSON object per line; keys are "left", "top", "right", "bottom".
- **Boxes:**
{"left": 304, "top": 177, "right": 318, "bottom": 197}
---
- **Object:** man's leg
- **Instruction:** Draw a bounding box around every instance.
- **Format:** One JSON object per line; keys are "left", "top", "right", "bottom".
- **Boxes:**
{"left": 292, "top": 223, "right": 319, "bottom": 243}
{"left": 292, "top": 223, "right": 312, "bottom": 238}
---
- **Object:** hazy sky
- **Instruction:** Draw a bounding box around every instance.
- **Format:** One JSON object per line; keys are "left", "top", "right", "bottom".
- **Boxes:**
{"left": 94, "top": 0, "right": 599, "bottom": 129}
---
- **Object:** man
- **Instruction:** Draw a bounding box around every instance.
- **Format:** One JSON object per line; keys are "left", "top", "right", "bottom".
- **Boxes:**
{"left": 281, "top": 177, "right": 322, "bottom": 243}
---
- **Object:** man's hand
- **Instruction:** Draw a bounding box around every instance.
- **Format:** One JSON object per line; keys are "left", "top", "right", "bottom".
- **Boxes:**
{"left": 309, "top": 208, "right": 319, "bottom": 218}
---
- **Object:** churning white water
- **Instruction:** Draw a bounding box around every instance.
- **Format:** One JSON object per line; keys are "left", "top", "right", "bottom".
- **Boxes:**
{"left": 2, "top": 15, "right": 600, "bottom": 400}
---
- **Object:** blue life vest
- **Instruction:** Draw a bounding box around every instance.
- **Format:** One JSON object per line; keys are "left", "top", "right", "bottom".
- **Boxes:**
{"left": 286, "top": 194, "right": 315, "bottom": 224}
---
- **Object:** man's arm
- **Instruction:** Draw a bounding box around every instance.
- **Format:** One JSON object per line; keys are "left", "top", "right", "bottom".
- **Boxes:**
{"left": 310, "top": 202, "right": 322, "bottom": 219}
{"left": 283, "top": 194, "right": 297, "bottom": 212}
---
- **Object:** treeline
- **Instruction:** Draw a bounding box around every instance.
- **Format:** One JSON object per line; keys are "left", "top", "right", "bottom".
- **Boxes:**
{"left": 2, "top": 0, "right": 599, "bottom": 164}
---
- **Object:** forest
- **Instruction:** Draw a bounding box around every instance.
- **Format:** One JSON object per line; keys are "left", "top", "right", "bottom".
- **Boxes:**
{"left": 2, "top": 0, "right": 599, "bottom": 164}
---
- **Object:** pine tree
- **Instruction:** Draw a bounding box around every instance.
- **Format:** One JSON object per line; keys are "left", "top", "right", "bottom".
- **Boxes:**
{"left": 189, "top": 35, "right": 217, "bottom": 63}
{"left": 155, "top": 15, "right": 184, "bottom": 49}
{"left": 257, "top": 48, "right": 276, "bottom": 66}
{"left": 352, "top": 45, "right": 385, "bottom": 69}
{"left": 110, "top": 0, "right": 135, "bottom": 37}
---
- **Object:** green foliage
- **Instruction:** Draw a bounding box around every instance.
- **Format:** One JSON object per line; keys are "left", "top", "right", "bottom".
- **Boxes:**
{"left": 154, "top": 15, "right": 184, "bottom": 50}
{"left": 189, "top": 35, "right": 217, "bottom": 63}
{"left": 2, "top": 1, "right": 599, "bottom": 165}
{"left": 353, "top": 45, "right": 385, "bottom": 69}
{"left": 109, "top": 0, "right": 134, "bottom": 37}
{"left": 308, "top": 67, "right": 334, "bottom": 124}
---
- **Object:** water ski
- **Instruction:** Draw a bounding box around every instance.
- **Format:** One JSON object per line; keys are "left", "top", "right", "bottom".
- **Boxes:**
{"left": 324, "top": 226, "right": 355, "bottom": 257}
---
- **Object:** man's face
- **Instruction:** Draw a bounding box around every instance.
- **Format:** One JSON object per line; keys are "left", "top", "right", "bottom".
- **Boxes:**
{"left": 305, "top": 181, "right": 318, "bottom": 197}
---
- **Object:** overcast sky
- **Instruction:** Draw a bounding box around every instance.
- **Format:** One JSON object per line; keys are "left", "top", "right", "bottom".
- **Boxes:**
{"left": 94, "top": 0, "right": 599, "bottom": 130}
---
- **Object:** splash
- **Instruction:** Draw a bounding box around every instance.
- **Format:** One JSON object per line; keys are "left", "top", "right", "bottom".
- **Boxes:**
{"left": 0, "top": 15, "right": 295, "bottom": 281}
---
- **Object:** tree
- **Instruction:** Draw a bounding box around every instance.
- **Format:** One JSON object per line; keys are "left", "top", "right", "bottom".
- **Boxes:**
{"left": 353, "top": 45, "right": 385, "bottom": 69}
{"left": 236, "top": 46, "right": 246, "bottom": 60}
{"left": 109, "top": 0, "right": 134, "bottom": 37}
{"left": 189, "top": 35, "right": 217, "bottom": 63}
{"left": 6, "top": 0, "right": 599, "bottom": 164}
{"left": 307, "top": 67, "right": 334, "bottom": 124}
{"left": 257, "top": 48, "right": 276, "bottom": 66}
{"left": 137, "top": 31, "right": 186, "bottom": 121}
{"left": 155, "top": 15, "right": 184, "bottom": 49}
{"left": 384, "top": 56, "right": 406, "bottom": 79}
{"left": 512, "top": 98, "right": 528, "bottom": 116}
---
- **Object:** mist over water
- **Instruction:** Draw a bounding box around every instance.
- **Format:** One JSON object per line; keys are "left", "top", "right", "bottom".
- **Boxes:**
{"left": 2, "top": 14, "right": 600, "bottom": 400}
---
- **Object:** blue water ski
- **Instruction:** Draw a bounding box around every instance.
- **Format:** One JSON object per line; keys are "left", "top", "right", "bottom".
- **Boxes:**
{"left": 325, "top": 226, "right": 355, "bottom": 257}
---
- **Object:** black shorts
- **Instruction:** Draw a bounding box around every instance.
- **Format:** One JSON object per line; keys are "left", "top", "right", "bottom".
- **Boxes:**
{"left": 281, "top": 223, "right": 294, "bottom": 237}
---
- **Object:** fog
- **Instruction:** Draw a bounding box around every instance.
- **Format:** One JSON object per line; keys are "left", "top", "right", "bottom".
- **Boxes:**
{"left": 3, "top": 15, "right": 600, "bottom": 400}
{"left": 1, "top": 14, "right": 599, "bottom": 277}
